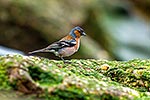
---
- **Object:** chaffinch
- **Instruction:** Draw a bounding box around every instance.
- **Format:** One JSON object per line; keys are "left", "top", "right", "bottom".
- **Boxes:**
{"left": 29, "top": 26, "right": 86, "bottom": 63}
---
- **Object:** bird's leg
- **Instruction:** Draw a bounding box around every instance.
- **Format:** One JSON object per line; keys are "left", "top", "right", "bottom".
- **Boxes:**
{"left": 60, "top": 57, "right": 65, "bottom": 62}
{"left": 60, "top": 57, "right": 71, "bottom": 64}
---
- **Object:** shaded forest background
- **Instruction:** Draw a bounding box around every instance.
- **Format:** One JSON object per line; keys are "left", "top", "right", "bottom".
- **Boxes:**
{"left": 0, "top": 0, "right": 149, "bottom": 60}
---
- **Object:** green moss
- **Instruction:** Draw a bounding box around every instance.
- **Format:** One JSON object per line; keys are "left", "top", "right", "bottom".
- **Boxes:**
{"left": 45, "top": 86, "right": 120, "bottom": 100}
{"left": 0, "top": 56, "right": 12, "bottom": 90}
{"left": 0, "top": 55, "right": 150, "bottom": 99}
{"left": 50, "top": 87, "right": 85, "bottom": 100}
{"left": 92, "top": 59, "right": 150, "bottom": 92}
{"left": 28, "top": 66, "right": 63, "bottom": 86}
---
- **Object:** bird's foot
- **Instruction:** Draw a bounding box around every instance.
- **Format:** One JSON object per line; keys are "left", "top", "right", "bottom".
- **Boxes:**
{"left": 63, "top": 60, "right": 72, "bottom": 64}
{"left": 60, "top": 57, "right": 72, "bottom": 64}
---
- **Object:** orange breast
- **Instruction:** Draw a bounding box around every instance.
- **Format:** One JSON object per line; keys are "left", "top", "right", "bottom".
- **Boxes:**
{"left": 74, "top": 38, "right": 80, "bottom": 51}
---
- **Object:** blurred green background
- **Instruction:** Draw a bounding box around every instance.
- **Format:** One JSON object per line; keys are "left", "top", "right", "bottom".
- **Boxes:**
{"left": 0, "top": 0, "right": 149, "bottom": 60}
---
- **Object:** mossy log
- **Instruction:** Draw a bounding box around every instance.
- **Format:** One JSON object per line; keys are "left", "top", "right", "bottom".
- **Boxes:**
{"left": 0, "top": 54, "right": 150, "bottom": 100}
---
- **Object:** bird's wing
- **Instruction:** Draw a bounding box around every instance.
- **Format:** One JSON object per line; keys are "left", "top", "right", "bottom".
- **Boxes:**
{"left": 59, "top": 39, "right": 77, "bottom": 47}
{"left": 46, "top": 39, "right": 76, "bottom": 50}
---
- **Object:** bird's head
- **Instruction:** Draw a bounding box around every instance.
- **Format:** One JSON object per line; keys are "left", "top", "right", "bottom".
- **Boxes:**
{"left": 70, "top": 26, "right": 86, "bottom": 38}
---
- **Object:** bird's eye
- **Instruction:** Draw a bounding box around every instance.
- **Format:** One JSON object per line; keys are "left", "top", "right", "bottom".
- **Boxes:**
{"left": 80, "top": 29, "right": 84, "bottom": 32}
{"left": 78, "top": 30, "right": 81, "bottom": 33}
{"left": 77, "top": 30, "right": 82, "bottom": 33}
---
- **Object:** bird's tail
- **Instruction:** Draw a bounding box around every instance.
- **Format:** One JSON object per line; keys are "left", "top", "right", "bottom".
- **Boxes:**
{"left": 28, "top": 48, "right": 49, "bottom": 54}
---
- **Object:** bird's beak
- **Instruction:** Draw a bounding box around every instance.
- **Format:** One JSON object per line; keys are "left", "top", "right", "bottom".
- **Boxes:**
{"left": 82, "top": 32, "right": 86, "bottom": 36}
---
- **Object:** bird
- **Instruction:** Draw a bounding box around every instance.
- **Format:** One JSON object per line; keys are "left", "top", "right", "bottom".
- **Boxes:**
{"left": 28, "top": 26, "right": 86, "bottom": 63}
